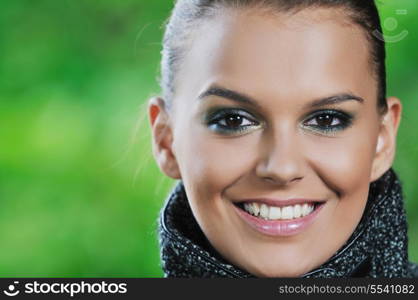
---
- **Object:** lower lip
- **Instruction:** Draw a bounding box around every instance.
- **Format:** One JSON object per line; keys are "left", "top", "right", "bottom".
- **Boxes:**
{"left": 232, "top": 202, "right": 325, "bottom": 237}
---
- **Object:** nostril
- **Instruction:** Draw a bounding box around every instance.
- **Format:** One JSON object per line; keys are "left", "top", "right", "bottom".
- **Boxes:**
{"left": 262, "top": 176, "right": 276, "bottom": 183}
{"left": 261, "top": 175, "right": 303, "bottom": 186}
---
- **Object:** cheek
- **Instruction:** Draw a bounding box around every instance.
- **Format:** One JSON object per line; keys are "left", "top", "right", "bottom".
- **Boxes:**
{"left": 176, "top": 130, "right": 258, "bottom": 193}
{"left": 306, "top": 126, "right": 379, "bottom": 232}
{"left": 173, "top": 128, "right": 260, "bottom": 231}
{"left": 308, "top": 128, "right": 378, "bottom": 197}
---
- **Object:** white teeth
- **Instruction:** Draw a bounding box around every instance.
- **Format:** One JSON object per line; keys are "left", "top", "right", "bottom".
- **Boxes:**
{"left": 293, "top": 204, "right": 302, "bottom": 218}
{"left": 252, "top": 203, "right": 260, "bottom": 216}
{"left": 268, "top": 206, "right": 281, "bottom": 220}
{"left": 302, "top": 203, "right": 310, "bottom": 216}
{"left": 260, "top": 204, "right": 269, "bottom": 219}
{"left": 281, "top": 206, "right": 293, "bottom": 219}
{"left": 244, "top": 203, "right": 251, "bottom": 214}
{"left": 242, "top": 202, "right": 316, "bottom": 220}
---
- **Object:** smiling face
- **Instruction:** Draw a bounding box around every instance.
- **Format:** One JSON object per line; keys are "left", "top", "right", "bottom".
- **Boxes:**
{"left": 149, "top": 7, "right": 401, "bottom": 277}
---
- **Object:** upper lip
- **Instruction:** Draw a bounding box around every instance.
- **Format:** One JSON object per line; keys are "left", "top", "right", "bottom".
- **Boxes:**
{"left": 234, "top": 198, "right": 326, "bottom": 207}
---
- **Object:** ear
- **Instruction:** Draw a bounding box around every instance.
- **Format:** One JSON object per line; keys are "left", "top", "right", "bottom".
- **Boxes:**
{"left": 148, "top": 97, "right": 182, "bottom": 179}
{"left": 370, "top": 97, "right": 402, "bottom": 182}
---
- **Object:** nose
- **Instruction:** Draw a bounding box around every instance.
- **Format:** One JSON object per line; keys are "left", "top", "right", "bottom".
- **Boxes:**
{"left": 255, "top": 129, "right": 305, "bottom": 185}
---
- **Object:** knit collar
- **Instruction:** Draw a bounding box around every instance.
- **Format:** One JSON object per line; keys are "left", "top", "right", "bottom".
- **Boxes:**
{"left": 159, "top": 168, "right": 415, "bottom": 277}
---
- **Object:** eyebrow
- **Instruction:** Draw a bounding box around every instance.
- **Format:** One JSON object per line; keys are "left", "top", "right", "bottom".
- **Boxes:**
{"left": 309, "top": 93, "right": 364, "bottom": 108}
{"left": 198, "top": 86, "right": 263, "bottom": 109}
{"left": 197, "top": 85, "right": 364, "bottom": 109}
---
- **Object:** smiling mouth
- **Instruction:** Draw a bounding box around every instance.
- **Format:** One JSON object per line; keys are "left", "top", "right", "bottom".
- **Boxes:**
{"left": 234, "top": 201, "right": 324, "bottom": 221}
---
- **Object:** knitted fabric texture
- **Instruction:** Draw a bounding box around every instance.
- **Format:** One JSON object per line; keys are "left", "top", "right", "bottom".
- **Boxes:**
{"left": 158, "top": 168, "right": 418, "bottom": 277}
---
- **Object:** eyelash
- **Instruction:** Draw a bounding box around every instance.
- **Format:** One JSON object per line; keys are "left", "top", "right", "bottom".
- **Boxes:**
{"left": 206, "top": 108, "right": 353, "bottom": 135}
{"left": 302, "top": 109, "right": 354, "bottom": 134}
{"left": 206, "top": 108, "right": 260, "bottom": 134}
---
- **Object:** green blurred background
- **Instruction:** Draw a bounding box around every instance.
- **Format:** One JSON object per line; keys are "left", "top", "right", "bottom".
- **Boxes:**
{"left": 0, "top": 0, "right": 416, "bottom": 277}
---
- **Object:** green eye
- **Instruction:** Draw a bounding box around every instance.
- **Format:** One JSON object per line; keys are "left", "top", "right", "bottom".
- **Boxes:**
{"left": 206, "top": 108, "right": 260, "bottom": 135}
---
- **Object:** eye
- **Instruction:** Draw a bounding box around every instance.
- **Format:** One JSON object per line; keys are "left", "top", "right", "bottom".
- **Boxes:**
{"left": 206, "top": 108, "right": 260, "bottom": 135}
{"left": 305, "top": 114, "right": 341, "bottom": 127}
{"left": 302, "top": 110, "right": 353, "bottom": 134}
{"left": 217, "top": 114, "right": 253, "bottom": 127}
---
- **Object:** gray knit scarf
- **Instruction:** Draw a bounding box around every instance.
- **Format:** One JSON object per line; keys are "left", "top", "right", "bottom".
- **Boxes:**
{"left": 158, "top": 168, "right": 418, "bottom": 277}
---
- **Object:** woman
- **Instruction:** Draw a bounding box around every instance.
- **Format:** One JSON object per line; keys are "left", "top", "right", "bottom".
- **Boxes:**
{"left": 148, "top": 0, "right": 418, "bottom": 277}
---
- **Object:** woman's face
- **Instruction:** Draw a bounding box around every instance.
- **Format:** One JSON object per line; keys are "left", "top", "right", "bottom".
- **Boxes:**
{"left": 155, "top": 8, "right": 395, "bottom": 277}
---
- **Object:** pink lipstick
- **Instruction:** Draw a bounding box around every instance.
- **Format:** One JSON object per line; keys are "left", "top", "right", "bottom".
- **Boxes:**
{"left": 232, "top": 199, "right": 325, "bottom": 237}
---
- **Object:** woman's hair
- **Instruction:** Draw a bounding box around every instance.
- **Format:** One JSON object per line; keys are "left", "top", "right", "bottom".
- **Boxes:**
{"left": 159, "top": 0, "right": 387, "bottom": 114}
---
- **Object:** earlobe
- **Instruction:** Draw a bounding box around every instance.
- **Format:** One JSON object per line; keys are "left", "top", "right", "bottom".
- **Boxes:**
{"left": 148, "top": 97, "right": 182, "bottom": 179}
{"left": 370, "top": 97, "right": 402, "bottom": 182}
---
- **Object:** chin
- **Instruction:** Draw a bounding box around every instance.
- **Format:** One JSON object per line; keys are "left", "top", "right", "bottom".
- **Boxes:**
{"left": 238, "top": 257, "right": 317, "bottom": 278}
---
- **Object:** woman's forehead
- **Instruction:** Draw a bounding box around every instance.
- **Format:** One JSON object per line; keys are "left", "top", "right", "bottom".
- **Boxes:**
{"left": 174, "top": 8, "right": 376, "bottom": 107}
